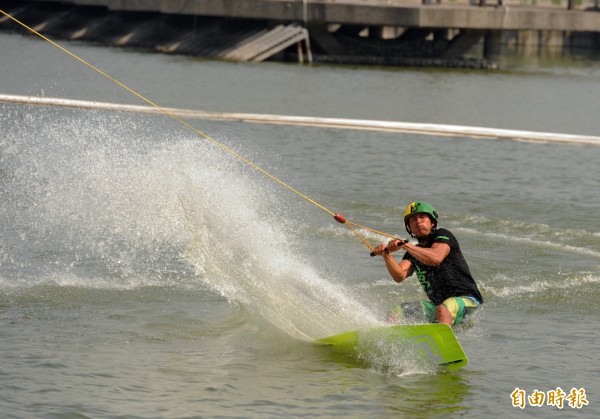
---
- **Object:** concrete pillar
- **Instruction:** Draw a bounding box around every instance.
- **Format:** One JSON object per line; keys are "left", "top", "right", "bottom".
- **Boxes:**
{"left": 484, "top": 30, "right": 502, "bottom": 61}
{"left": 368, "top": 26, "right": 384, "bottom": 39}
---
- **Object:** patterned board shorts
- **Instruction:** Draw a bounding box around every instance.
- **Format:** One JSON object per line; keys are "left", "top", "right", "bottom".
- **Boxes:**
{"left": 387, "top": 296, "right": 480, "bottom": 325}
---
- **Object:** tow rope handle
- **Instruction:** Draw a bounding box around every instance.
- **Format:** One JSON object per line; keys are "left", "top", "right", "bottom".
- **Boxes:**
{"left": 369, "top": 239, "right": 408, "bottom": 257}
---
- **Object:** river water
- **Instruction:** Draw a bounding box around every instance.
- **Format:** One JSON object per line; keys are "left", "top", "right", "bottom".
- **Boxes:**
{"left": 1, "top": 32, "right": 599, "bottom": 418}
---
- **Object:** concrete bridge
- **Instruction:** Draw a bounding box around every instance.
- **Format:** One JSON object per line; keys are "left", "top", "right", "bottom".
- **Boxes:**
{"left": 2, "top": 0, "right": 599, "bottom": 68}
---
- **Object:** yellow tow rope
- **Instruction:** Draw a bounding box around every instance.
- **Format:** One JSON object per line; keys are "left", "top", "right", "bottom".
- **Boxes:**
{"left": 0, "top": 9, "right": 402, "bottom": 252}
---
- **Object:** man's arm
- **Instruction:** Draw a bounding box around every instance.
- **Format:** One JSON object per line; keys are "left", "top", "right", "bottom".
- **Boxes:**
{"left": 399, "top": 242, "right": 450, "bottom": 267}
{"left": 372, "top": 240, "right": 413, "bottom": 283}
{"left": 382, "top": 253, "right": 413, "bottom": 283}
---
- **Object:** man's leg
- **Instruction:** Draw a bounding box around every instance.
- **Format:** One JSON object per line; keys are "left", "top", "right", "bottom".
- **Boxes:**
{"left": 435, "top": 304, "right": 453, "bottom": 326}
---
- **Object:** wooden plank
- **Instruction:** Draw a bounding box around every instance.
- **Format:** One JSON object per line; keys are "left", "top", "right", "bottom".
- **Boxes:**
{"left": 221, "top": 24, "right": 309, "bottom": 62}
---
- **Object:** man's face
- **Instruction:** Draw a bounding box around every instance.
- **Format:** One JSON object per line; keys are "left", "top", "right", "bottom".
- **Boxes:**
{"left": 408, "top": 213, "right": 433, "bottom": 238}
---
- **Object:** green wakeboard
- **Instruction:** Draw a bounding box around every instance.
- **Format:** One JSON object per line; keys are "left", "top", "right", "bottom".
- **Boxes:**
{"left": 317, "top": 323, "right": 467, "bottom": 371}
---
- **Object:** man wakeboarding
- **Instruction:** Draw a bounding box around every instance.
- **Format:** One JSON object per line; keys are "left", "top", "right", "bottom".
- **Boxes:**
{"left": 371, "top": 201, "right": 483, "bottom": 326}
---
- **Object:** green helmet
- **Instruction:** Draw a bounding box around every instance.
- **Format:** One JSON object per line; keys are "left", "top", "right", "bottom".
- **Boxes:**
{"left": 404, "top": 201, "right": 438, "bottom": 237}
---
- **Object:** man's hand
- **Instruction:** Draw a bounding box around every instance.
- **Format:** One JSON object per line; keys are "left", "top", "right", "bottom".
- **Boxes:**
{"left": 386, "top": 239, "right": 407, "bottom": 253}
{"left": 371, "top": 243, "right": 389, "bottom": 256}
{"left": 371, "top": 239, "right": 407, "bottom": 256}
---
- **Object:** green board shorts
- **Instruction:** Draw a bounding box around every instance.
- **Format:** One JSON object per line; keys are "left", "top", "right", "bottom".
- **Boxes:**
{"left": 387, "top": 296, "right": 480, "bottom": 325}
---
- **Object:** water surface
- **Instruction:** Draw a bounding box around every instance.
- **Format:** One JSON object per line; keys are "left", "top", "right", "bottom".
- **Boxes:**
{"left": 1, "top": 32, "right": 599, "bottom": 418}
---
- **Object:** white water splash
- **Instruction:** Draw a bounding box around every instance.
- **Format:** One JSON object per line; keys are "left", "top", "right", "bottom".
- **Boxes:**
{"left": 1, "top": 104, "right": 381, "bottom": 340}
